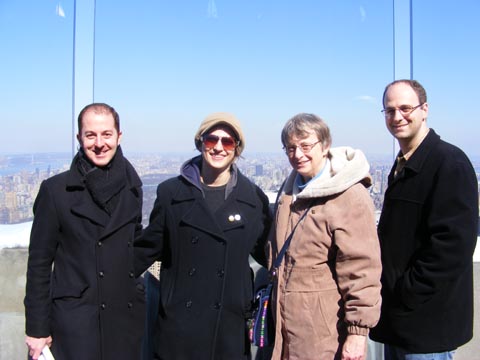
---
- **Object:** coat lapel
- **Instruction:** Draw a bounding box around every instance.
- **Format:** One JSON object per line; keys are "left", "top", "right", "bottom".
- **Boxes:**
{"left": 66, "top": 160, "right": 109, "bottom": 227}
{"left": 181, "top": 200, "right": 228, "bottom": 241}
{"left": 175, "top": 180, "right": 252, "bottom": 241}
{"left": 70, "top": 195, "right": 110, "bottom": 227}
{"left": 388, "top": 130, "right": 439, "bottom": 187}
{"left": 100, "top": 186, "right": 141, "bottom": 240}
{"left": 216, "top": 201, "right": 248, "bottom": 231}
{"left": 68, "top": 173, "right": 141, "bottom": 236}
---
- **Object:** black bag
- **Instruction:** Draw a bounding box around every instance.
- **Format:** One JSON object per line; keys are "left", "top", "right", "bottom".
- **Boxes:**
{"left": 249, "top": 283, "right": 274, "bottom": 347}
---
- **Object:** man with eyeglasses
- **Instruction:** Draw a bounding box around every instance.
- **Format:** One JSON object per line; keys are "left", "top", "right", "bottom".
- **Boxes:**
{"left": 370, "top": 79, "right": 478, "bottom": 360}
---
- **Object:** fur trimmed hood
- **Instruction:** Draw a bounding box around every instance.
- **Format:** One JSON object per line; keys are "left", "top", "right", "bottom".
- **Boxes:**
{"left": 283, "top": 146, "right": 372, "bottom": 200}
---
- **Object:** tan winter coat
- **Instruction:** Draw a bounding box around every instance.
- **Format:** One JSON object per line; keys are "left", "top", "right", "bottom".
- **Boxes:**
{"left": 268, "top": 147, "right": 382, "bottom": 360}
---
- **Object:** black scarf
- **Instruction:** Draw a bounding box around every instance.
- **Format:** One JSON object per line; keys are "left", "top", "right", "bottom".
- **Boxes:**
{"left": 76, "top": 146, "right": 127, "bottom": 215}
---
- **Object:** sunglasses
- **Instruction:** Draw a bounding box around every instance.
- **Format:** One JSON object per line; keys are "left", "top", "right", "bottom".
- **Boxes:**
{"left": 201, "top": 134, "right": 239, "bottom": 152}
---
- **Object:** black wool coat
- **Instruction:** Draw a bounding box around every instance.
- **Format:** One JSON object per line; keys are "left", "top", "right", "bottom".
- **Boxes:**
{"left": 135, "top": 158, "right": 272, "bottom": 360}
{"left": 370, "top": 129, "right": 478, "bottom": 352}
{"left": 24, "top": 154, "right": 145, "bottom": 360}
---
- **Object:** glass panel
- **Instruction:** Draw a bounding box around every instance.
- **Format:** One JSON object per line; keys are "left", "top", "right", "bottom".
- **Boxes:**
{"left": 0, "top": 1, "right": 73, "bottom": 223}
{"left": 0, "top": 2, "right": 73, "bottom": 358}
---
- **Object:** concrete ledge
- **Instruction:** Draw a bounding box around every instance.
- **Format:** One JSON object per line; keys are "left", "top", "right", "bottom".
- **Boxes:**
{"left": 1, "top": 250, "right": 478, "bottom": 359}
{"left": 0, "top": 313, "right": 26, "bottom": 360}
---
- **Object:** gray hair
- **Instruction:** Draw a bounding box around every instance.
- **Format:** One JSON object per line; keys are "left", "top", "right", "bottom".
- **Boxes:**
{"left": 281, "top": 113, "right": 331, "bottom": 148}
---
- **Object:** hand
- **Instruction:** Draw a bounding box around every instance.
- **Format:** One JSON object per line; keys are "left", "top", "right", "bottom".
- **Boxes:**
{"left": 25, "top": 335, "right": 52, "bottom": 360}
{"left": 341, "top": 334, "right": 367, "bottom": 360}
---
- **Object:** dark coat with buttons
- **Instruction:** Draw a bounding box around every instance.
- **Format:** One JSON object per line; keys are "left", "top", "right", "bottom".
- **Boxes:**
{"left": 370, "top": 129, "right": 478, "bottom": 352}
{"left": 24, "top": 152, "right": 145, "bottom": 360}
{"left": 134, "top": 156, "right": 271, "bottom": 360}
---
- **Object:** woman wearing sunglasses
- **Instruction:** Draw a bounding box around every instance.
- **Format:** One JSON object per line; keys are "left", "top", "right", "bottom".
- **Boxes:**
{"left": 268, "top": 113, "right": 382, "bottom": 360}
{"left": 134, "top": 112, "right": 272, "bottom": 360}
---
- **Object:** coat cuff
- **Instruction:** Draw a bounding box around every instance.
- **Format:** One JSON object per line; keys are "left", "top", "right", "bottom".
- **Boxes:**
{"left": 347, "top": 325, "right": 369, "bottom": 336}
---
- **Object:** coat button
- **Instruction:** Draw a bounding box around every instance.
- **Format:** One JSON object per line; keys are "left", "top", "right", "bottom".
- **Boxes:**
{"left": 186, "top": 300, "right": 193, "bottom": 308}
{"left": 129, "top": 271, "right": 134, "bottom": 278}
{"left": 191, "top": 236, "right": 199, "bottom": 244}
{"left": 216, "top": 269, "right": 224, "bottom": 277}
{"left": 100, "top": 303, "right": 106, "bottom": 310}
{"left": 127, "top": 302, "right": 133, "bottom": 309}
{"left": 127, "top": 240, "right": 132, "bottom": 247}
{"left": 99, "top": 271, "right": 104, "bottom": 278}
{"left": 97, "top": 241, "right": 103, "bottom": 247}
{"left": 213, "top": 302, "right": 221, "bottom": 310}
{"left": 188, "top": 268, "right": 196, "bottom": 276}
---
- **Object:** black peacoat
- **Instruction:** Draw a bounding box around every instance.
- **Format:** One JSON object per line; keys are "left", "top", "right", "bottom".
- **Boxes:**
{"left": 135, "top": 157, "right": 271, "bottom": 360}
{"left": 24, "top": 154, "right": 145, "bottom": 360}
{"left": 370, "top": 129, "right": 478, "bottom": 352}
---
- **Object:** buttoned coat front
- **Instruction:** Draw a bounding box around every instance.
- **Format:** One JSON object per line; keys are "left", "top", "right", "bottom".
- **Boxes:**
{"left": 370, "top": 129, "right": 478, "bottom": 352}
{"left": 24, "top": 156, "right": 145, "bottom": 360}
{"left": 134, "top": 158, "right": 271, "bottom": 360}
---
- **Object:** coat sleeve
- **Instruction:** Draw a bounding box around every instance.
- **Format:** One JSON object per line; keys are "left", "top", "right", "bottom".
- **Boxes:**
{"left": 24, "top": 180, "right": 60, "bottom": 338}
{"left": 332, "top": 184, "right": 382, "bottom": 335}
{"left": 133, "top": 183, "right": 167, "bottom": 277}
{"left": 249, "top": 185, "right": 272, "bottom": 268}
{"left": 397, "top": 153, "right": 478, "bottom": 309}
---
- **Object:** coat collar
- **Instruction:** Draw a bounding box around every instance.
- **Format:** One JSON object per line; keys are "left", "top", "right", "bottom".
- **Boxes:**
{"left": 390, "top": 128, "right": 440, "bottom": 184}
{"left": 100, "top": 185, "right": 142, "bottom": 239}
{"left": 65, "top": 151, "right": 142, "bottom": 190}
{"left": 66, "top": 152, "right": 142, "bottom": 233}
{"left": 173, "top": 169, "right": 257, "bottom": 206}
{"left": 180, "top": 200, "right": 247, "bottom": 241}
{"left": 172, "top": 170, "right": 258, "bottom": 240}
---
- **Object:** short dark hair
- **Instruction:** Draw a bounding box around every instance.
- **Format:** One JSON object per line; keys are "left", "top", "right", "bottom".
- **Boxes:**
{"left": 382, "top": 79, "right": 427, "bottom": 107}
{"left": 281, "top": 113, "right": 331, "bottom": 148}
{"left": 77, "top": 103, "right": 120, "bottom": 133}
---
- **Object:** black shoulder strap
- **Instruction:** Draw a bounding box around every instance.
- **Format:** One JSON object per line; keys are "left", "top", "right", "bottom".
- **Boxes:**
{"left": 271, "top": 203, "right": 311, "bottom": 275}
{"left": 272, "top": 178, "right": 286, "bottom": 215}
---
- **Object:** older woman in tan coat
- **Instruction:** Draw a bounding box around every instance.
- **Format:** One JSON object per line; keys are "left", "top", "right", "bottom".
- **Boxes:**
{"left": 268, "top": 113, "right": 382, "bottom": 360}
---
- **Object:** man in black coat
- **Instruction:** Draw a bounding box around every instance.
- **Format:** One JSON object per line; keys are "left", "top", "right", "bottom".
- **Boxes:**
{"left": 24, "top": 103, "right": 145, "bottom": 360}
{"left": 370, "top": 80, "right": 478, "bottom": 360}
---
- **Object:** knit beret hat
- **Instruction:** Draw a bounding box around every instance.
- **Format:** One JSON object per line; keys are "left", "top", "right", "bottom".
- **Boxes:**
{"left": 194, "top": 112, "right": 245, "bottom": 155}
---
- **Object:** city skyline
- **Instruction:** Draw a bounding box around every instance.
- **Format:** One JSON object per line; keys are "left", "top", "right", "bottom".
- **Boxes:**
{"left": 1, "top": 150, "right": 479, "bottom": 225}
{"left": 1, "top": 151, "right": 479, "bottom": 266}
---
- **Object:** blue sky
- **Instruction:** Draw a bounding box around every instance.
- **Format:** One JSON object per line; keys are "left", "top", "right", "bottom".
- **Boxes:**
{"left": 0, "top": 0, "right": 479, "bottom": 159}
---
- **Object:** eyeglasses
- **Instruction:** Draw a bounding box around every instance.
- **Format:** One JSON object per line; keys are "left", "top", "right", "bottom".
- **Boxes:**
{"left": 381, "top": 103, "right": 424, "bottom": 118}
{"left": 283, "top": 141, "right": 321, "bottom": 156}
{"left": 201, "top": 134, "right": 239, "bottom": 152}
